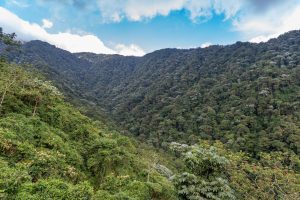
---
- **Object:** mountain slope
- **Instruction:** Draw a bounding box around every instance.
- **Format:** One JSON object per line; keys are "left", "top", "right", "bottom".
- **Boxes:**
{"left": 0, "top": 60, "right": 178, "bottom": 199}
{"left": 4, "top": 30, "right": 300, "bottom": 156}
{"left": 1, "top": 30, "right": 300, "bottom": 200}
{"left": 80, "top": 31, "right": 300, "bottom": 155}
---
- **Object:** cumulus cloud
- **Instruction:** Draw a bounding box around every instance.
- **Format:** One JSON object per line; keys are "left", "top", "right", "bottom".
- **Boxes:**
{"left": 234, "top": 2, "right": 300, "bottom": 43}
{"left": 0, "top": 7, "right": 144, "bottom": 56}
{"left": 34, "top": 0, "right": 243, "bottom": 23}
{"left": 33, "top": 0, "right": 300, "bottom": 31}
{"left": 3, "top": 1, "right": 300, "bottom": 53}
{"left": 114, "top": 44, "right": 145, "bottom": 56}
{"left": 41, "top": 19, "right": 53, "bottom": 29}
{"left": 97, "top": 0, "right": 243, "bottom": 23}
{"left": 94, "top": 0, "right": 300, "bottom": 41}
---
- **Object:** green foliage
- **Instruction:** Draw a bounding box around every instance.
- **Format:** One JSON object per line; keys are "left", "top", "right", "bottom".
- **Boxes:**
{"left": 172, "top": 141, "right": 300, "bottom": 199}
{"left": 0, "top": 29, "right": 19, "bottom": 46}
{"left": 16, "top": 179, "right": 93, "bottom": 200}
{"left": 183, "top": 146, "right": 228, "bottom": 178}
{"left": 0, "top": 29, "right": 21, "bottom": 61}
{"left": 6, "top": 30, "right": 300, "bottom": 157}
{"left": 0, "top": 60, "right": 177, "bottom": 199}
{"left": 198, "top": 141, "right": 300, "bottom": 200}
{"left": 0, "top": 159, "right": 31, "bottom": 199}
{"left": 175, "top": 173, "right": 235, "bottom": 200}
{"left": 72, "top": 32, "right": 300, "bottom": 157}
{"left": 1, "top": 30, "right": 300, "bottom": 199}
{"left": 172, "top": 144, "right": 235, "bottom": 200}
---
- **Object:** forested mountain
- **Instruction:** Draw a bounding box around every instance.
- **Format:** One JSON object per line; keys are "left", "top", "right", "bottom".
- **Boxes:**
{"left": 78, "top": 31, "right": 300, "bottom": 157}
{"left": 1, "top": 30, "right": 300, "bottom": 199}
{"left": 4, "top": 30, "right": 300, "bottom": 157}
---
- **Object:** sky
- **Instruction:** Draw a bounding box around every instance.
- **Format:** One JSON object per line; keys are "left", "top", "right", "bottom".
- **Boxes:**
{"left": 0, "top": 0, "right": 300, "bottom": 56}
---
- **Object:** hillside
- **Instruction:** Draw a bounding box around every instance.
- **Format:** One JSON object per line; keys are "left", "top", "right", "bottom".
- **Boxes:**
{"left": 0, "top": 59, "right": 180, "bottom": 199}
{"left": 5, "top": 30, "right": 300, "bottom": 157}
{"left": 1, "top": 31, "right": 300, "bottom": 200}
{"left": 78, "top": 31, "right": 300, "bottom": 156}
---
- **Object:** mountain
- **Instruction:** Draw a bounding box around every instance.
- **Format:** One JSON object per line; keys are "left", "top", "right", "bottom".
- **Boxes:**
{"left": 5, "top": 30, "right": 300, "bottom": 156}
{"left": 1, "top": 30, "right": 300, "bottom": 200}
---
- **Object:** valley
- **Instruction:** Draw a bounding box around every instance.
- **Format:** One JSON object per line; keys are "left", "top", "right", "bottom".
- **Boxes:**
{"left": 0, "top": 30, "right": 300, "bottom": 199}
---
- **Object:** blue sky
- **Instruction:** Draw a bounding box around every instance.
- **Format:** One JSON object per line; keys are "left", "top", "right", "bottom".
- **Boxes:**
{"left": 1, "top": 0, "right": 300, "bottom": 56}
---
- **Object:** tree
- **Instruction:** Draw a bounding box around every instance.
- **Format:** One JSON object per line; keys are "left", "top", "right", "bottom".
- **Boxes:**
{"left": 0, "top": 62, "right": 22, "bottom": 113}
{"left": 20, "top": 78, "right": 62, "bottom": 116}
{"left": 171, "top": 143, "right": 235, "bottom": 200}
{"left": 0, "top": 28, "right": 20, "bottom": 62}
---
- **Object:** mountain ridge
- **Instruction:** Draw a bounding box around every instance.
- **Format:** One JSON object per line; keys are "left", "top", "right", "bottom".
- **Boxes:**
{"left": 1, "top": 29, "right": 300, "bottom": 200}
{"left": 3, "top": 30, "right": 300, "bottom": 155}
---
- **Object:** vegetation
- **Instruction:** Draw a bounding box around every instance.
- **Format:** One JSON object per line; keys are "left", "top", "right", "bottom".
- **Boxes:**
{"left": 6, "top": 30, "right": 300, "bottom": 157}
{"left": 171, "top": 141, "right": 300, "bottom": 200}
{"left": 1, "top": 30, "right": 300, "bottom": 199}
{"left": 0, "top": 60, "right": 177, "bottom": 199}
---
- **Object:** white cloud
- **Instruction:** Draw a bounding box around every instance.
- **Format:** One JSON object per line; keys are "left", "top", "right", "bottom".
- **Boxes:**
{"left": 48, "top": 32, "right": 115, "bottom": 54}
{"left": 95, "top": 0, "right": 300, "bottom": 44}
{"left": 97, "top": 0, "right": 242, "bottom": 23}
{"left": 185, "top": 0, "right": 242, "bottom": 22}
{"left": 42, "top": 19, "right": 53, "bottom": 29}
{"left": 0, "top": 7, "right": 144, "bottom": 56}
{"left": 200, "top": 42, "right": 212, "bottom": 48}
{"left": 115, "top": 44, "right": 145, "bottom": 56}
{"left": 233, "top": 3, "right": 300, "bottom": 43}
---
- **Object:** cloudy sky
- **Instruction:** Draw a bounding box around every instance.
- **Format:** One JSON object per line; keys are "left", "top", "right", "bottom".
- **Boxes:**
{"left": 0, "top": 0, "right": 300, "bottom": 56}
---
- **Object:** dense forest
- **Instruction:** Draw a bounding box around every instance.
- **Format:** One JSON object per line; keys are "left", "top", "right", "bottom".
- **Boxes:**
{"left": 0, "top": 37, "right": 178, "bottom": 199}
{"left": 77, "top": 31, "right": 300, "bottom": 156}
{"left": 5, "top": 30, "right": 300, "bottom": 156}
{"left": 0, "top": 30, "right": 300, "bottom": 199}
